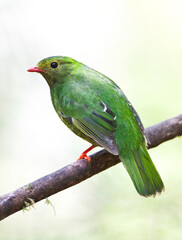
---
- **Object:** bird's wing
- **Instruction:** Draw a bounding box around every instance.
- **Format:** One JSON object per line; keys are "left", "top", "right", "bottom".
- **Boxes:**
{"left": 122, "top": 95, "right": 150, "bottom": 145}
{"left": 58, "top": 95, "right": 118, "bottom": 155}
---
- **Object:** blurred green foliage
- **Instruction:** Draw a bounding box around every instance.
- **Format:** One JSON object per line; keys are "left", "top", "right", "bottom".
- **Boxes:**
{"left": 0, "top": 0, "right": 182, "bottom": 239}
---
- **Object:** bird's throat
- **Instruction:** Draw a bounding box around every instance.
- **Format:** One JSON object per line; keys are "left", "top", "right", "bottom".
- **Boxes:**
{"left": 41, "top": 72, "right": 57, "bottom": 89}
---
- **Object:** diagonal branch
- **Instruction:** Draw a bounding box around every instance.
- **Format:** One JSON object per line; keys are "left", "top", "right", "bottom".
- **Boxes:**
{"left": 0, "top": 114, "right": 182, "bottom": 220}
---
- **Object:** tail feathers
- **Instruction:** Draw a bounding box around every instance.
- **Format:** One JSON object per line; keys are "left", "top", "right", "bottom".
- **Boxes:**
{"left": 121, "top": 144, "right": 164, "bottom": 197}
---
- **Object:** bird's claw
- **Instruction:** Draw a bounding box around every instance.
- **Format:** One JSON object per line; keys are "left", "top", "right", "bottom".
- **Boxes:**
{"left": 77, "top": 154, "right": 91, "bottom": 162}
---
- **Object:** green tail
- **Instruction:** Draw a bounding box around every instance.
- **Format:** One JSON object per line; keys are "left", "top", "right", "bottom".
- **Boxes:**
{"left": 121, "top": 144, "right": 164, "bottom": 197}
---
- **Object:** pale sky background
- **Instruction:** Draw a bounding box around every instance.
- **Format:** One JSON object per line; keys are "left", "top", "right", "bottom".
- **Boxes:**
{"left": 0, "top": 0, "right": 182, "bottom": 239}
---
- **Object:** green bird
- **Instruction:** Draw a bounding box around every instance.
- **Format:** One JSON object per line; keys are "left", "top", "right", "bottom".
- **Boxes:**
{"left": 28, "top": 56, "right": 164, "bottom": 197}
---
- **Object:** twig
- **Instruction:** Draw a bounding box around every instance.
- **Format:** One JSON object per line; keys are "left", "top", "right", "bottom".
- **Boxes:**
{"left": 0, "top": 114, "right": 182, "bottom": 220}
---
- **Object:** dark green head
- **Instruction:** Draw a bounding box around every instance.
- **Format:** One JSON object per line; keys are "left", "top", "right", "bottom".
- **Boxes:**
{"left": 28, "top": 56, "right": 77, "bottom": 88}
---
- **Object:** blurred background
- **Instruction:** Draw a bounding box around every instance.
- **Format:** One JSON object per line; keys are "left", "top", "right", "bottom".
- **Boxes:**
{"left": 0, "top": 0, "right": 182, "bottom": 239}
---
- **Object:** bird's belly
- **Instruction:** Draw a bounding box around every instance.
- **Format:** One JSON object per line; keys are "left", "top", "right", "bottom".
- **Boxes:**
{"left": 57, "top": 111, "right": 98, "bottom": 146}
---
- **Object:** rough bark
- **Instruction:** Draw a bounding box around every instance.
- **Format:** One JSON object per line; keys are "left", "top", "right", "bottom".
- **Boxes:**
{"left": 0, "top": 114, "right": 182, "bottom": 221}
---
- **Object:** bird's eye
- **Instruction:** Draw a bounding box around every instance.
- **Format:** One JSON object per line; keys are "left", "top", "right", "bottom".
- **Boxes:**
{"left": 51, "top": 62, "right": 58, "bottom": 68}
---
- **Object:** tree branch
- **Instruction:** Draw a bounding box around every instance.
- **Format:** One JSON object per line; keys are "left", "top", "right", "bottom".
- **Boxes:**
{"left": 0, "top": 114, "right": 182, "bottom": 220}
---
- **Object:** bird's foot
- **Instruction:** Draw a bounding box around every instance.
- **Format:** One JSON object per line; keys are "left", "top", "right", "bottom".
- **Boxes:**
{"left": 77, "top": 153, "right": 91, "bottom": 162}
{"left": 77, "top": 145, "right": 95, "bottom": 162}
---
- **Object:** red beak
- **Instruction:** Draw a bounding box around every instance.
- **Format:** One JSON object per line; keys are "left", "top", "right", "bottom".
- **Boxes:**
{"left": 27, "top": 67, "right": 43, "bottom": 73}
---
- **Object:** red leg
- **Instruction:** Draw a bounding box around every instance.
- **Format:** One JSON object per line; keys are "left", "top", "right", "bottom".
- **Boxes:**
{"left": 77, "top": 145, "right": 95, "bottom": 162}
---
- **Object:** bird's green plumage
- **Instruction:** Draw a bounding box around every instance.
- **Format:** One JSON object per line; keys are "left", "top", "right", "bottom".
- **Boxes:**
{"left": 32, "top": 56, "right": 164, "bottom": 197}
